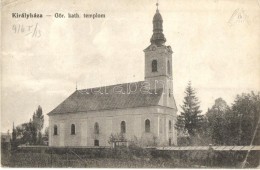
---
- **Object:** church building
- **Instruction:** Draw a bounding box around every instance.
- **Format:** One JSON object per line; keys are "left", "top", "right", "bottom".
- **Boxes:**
{"left": 48, "top": 4, "right": 178, "bottom": 147}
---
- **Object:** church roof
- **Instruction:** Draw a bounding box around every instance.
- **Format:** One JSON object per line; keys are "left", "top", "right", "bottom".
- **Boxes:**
{"left": 48, "top": 81, "right": 165, "bottom": 115}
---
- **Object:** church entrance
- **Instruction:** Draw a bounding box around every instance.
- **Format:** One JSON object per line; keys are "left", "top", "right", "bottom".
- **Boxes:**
{"left": 94, "top": 140, "right": 99, "bottom": 146}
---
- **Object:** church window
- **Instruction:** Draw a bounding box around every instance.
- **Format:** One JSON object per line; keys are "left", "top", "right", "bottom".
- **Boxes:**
{"left": 94, "top": 122, "right": 99, "bottom": 134}
{"left": 94, "top": 140, "right": 99, "bottom": 146}
{"left": 169, "top": 89, "right": 171, "bottom": 97}
{"left": 71, "top": 124, "right": 75, "bottom": 135}
{"left": 54, "top": 125, "right": 58, "bottom": 135}
{"left": 169, "top": 120, "right": 172, "bottom": 131}
{"left": 121, "top": 121, "right": 126, "bottom": 133}
{"left": 167, "top": 60, "right": 171, "bottom": 75}
{"left": 152, "top": 60, "right": 157, "bottom": 72}
{"left": 145, "top": 119, "right": 150, "bottom": 133}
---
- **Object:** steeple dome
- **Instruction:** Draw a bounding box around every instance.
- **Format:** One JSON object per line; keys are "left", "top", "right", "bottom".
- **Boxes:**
{"left": 150, "top": 2, "right": 166, "bottom": 46}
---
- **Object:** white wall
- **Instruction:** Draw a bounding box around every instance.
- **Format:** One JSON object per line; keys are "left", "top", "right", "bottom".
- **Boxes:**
{"left": 48, "top": 106, "right": 177, "bottom": 147}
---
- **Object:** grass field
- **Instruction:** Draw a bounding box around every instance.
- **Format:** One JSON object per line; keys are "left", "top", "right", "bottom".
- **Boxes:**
{"left": 1, "top": 152, "right": 206, "bottom": 168}
{"left": 1, "top": 147, "right": 259, "bottom": 168}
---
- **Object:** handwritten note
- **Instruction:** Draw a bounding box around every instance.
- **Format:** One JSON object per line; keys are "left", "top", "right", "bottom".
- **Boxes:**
{"left": 12, "top": 23, "right": 41, "bottom": 38}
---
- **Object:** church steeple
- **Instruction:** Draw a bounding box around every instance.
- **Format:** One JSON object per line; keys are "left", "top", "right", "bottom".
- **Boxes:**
{"left": 150, "top": 2, "right": 166, "bottom": 46}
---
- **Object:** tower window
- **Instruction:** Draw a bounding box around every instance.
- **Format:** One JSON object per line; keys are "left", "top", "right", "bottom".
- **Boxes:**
{"left": 145, "top": 119, "right": 150, "bottom": 133}
{"left": 94, "top": 122, "right": 99, "bottom": 134}
{"left": 152, "top": 60, "right": 157, "bottom": 72}
{"left": 71, "top": 124, "right": 75, "bottom": 135}
{"left": 169, "top": 89, "right": 171, "bottom": 97}
{"left": 121, "top": 121, "right": 126, "bottom": 133}
{"left": 54, "top": 125, "right": 58, "bottom": 135}
{"left": 167, "top": 60, "right": 171, "bottom": 75}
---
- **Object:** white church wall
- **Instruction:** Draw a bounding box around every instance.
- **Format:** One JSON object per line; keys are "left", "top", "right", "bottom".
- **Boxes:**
{"left": 80, "top": 119, "right": 88, "bottom": 146}
{"left": 49, "top": 106, "right": 176, "bottom": 147}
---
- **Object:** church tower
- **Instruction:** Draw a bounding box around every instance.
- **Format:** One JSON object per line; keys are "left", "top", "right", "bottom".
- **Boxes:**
{"left": 144, "top": 3, "right": 176, "bottom": 108}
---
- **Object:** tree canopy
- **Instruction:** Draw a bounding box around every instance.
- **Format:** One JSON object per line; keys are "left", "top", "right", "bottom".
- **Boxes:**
{"left": 206, "top": 92, "right": 260, "bottom": 145}
{"left": 12, "top": 105, "right": 45, "bottom": 146}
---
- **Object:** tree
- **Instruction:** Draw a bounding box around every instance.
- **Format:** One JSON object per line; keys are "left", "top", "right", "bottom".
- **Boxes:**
{"left": 230, "top": 92, "right": 260, "bottom": 145}
{"left": 15, "top": 121, "right": 37, "bottom": 145}
{"left": 11, "top": 122, "right": 18, "bottom": 149}
{"left": 32, "top": 106, "right": 44, "bottom": 145}
{"left": 206, "top": 98, "right": 229, "bottom": 145}
{"left": 30, "top": 119, "right": 38, "bottom": 144}
{"left": 12, "top": 122, "right": 17, "bottom": 142}
{"left": 175, "top": 82, "right": 203, "bottom": 145}
{"left": 37, "top": 132, "right": 43, "bottom": 145}
{"left": 44, "top": 127, "right": 49, "bottom": 138}
{"left": 12, "top": 106, "right": 45, "bottom": 146}
{"left": 206, "top": 92, "right": 260, "bottom": 146}
{"left": 32, "top": 106, "right": 44, "bottom": 133}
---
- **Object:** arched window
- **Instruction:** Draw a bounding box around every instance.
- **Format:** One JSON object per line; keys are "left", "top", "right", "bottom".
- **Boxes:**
{"left": 169, "top": 89, "right": 171, "bottom": 97}
{"left": 54, "top": 125, "right": 58, "bottom": 135}
{"left": 121, "top": 121, "right": 126, "bottom": 133}
{"left": 71, "top": 124, "right": 75, "bottom": 135}
{"left": 94, "top": 122, "right": 99, "bottom": 134}
{"left": 167, "top": 60, "right": 171, "bottom": 74}
{"left": 169, "top": 120, "right": 172, "bottom": 131}
{"left": 145, "top": 119, "right": 150, "bottom": 133}
{"left": 152, "top": 60, "right": 157, "bottom": 72}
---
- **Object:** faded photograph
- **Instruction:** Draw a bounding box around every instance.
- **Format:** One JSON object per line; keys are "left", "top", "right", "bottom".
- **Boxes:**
{"left": 1, "top": 0, "right": 260, "bottom": 168}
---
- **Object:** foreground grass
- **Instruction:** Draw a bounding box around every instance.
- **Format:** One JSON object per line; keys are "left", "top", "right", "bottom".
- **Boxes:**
{"left": 2, "top": 148, "right": 259, "bottom": 168}
{"left": 2, "top": 152, "right": 203, "bottom": 168}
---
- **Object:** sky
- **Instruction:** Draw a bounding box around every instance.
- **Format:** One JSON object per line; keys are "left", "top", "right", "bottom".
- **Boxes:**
{"left": 1, "top": 0, "right": 260, "bottom": 133}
